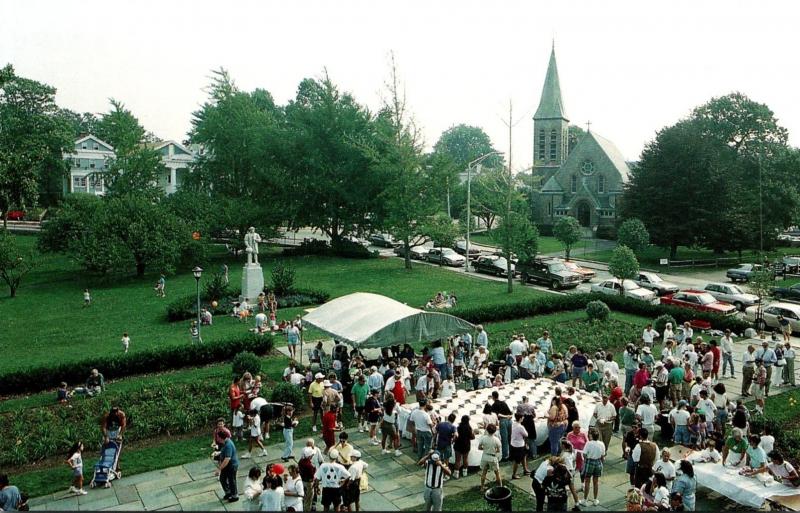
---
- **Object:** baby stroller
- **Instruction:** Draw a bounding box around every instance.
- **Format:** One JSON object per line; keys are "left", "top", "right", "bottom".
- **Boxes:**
{"left": 89, "top": 439, "right": 123, "bottom": 488}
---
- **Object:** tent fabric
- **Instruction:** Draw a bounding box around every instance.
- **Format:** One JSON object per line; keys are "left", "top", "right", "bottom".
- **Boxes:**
{"left": 301, "top": 292, "right": 475, "bottom": 348}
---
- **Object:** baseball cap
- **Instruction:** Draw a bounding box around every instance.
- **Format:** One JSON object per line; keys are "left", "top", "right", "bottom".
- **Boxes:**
{"left": 302, "top": 447, "right": 314, "bottom": 458}
{"left": 430, "top": 452, "right": 441, "bottom": 461}
{"left": 323, "top": 380, "right": 331, "bottom": 387}
{"left": 328, "top": 449, "right": 340, "bottom": 460}
{"left": 271, "top": 463, "right": 285, "bottom": 475}
{"left": 351, "top": 450, "right": 361, "bottom": 459}
{"left": 315, "top": 373, "right": 324, "bottom": 379}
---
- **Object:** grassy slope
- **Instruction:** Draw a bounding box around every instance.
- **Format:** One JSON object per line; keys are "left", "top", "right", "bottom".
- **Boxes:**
{"left": 469, "top": 231, "right": 588, "bottom": 254}
{"left": 589, "top": 244, "right": 798, "bottom": 269}
{"left": 0, "top": 236, "right": 546, "bottom": 374}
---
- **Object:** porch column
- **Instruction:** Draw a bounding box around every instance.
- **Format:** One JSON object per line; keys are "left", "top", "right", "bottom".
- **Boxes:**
{"left": 169, "top": 167, "right": 177, "bottom": 194}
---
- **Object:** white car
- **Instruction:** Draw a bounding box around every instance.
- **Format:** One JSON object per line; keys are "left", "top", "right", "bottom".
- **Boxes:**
{"left": 702, "top": 282, "right": 760, "bottom": 311}
{"left": 743, "top": 302, "right": 800, "bottom": 334}
{"left": 634, "top": 272, "right": 679, "bottom": 296}
{"left": 591, "top": 278, "right": 658, "bottom": 303}
{"left": 426, "top": 247, "right": 466, "bottom": 267}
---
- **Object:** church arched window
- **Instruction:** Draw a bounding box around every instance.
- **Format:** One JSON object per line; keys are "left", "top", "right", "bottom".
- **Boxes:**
{"left": 571, "top": 175, "right": 577, "bottom": 193}
{"left": 598, "top": 175, "right": 606, "bottom": 193}
{"left": 549, "top": 129, "right": 557, "bottom": 161}
{"left": 538, "top": 129, "right": 545, "bottom": 160}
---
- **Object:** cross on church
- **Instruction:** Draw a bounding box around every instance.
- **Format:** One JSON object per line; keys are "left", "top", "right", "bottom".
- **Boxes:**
{"left": 585, "top": 120, "right": 592, "bottom": 132}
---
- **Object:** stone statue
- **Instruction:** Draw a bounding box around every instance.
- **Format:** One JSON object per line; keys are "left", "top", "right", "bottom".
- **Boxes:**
{"left": 244, "top": 227, "right": 262, "bottom": 265}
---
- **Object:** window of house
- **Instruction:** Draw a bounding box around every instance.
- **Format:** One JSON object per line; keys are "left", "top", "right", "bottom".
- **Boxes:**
{"left": 549, "top": 129, "right": 557, "bottom": 160}
{"left": 81, "top": 144, "right": 87, "bottom": 149}
{"left": 72, "top": 175, "right": 87, "bottom": 191}
{"left": 73, "top": 159, "right": 80, "bottom": 167}
{"left": 598, "top": 175, "right": 605, "bottom": 193}
{"left": 570, "top": 175, "right": 577, "bottom": 193}
{"left": 93, "top": 144, "right": 99, "bottom": 150}
{"left": 89, "top": 162, "right": 95, "bottom": 169}
{"left": 547, "top": 202, "right": 552, "bottom": 215}
{"left": 167, "top": 172, "right": 172, "bottom": 184}
{"left": 90, "top": 175, "right": 104, "bottom": 192}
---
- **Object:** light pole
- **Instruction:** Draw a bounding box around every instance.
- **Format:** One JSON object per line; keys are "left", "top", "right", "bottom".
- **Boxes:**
{"left": 465, "top": 151, "right": 504, "bottom": 272}
{"left": 192, "top": 266, "right": 203, "bottom": 341}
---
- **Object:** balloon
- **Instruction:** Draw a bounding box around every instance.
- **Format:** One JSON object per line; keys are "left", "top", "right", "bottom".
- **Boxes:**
{"left": 211, "top": 301, "right": 218, "bottom": 308}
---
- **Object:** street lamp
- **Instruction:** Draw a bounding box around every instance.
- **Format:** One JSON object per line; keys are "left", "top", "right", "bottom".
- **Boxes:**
{"left": 465, "top": 151, "right": 504, "bottom": 272}
{"left": 192, "top": 266, "right": 203, "bottom": 341}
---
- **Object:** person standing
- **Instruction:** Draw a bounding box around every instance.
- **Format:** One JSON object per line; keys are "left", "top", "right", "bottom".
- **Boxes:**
{"left": 281, "top": 405, "right": 298, "bottom": 462}
{"left": 632, "top": 429, "right": 659, "bottom": 487}
{"left": 779, "top": 315, "right": 792, "bottom": 343}
{"left": 509, "top": 413, "right": 529, "bottom": 479}
{"left": 476, "top": 325, "right": 489, "bottom": 350}
{"left": 784, "top": 341, "right": 796, "bottom": 387}
{"left": 120, "top": 332, "right": 130, "bottom": 353}
{"left": 623, "top": 344, "right": 639, "bottom": 395}
{"left": 351, "top": 375, "right": 369, "bottom": 433}
{"left": 344, "top": 450, "right": 367, "bottom": 512}
{"left": 592, "top": 395, "right": 616, "bottom": 452}
{"left": 314, "top": 449, "right": 351, "bottom": 513}
{"left": 83, "top": 288, "right": 92, "bottom": 307}
{"left": 453, "top": 415, "right": 475, "bottom": 479}
{"left": 579, "top": 430, "right": 605, "bottom": 507}
{"left": 156, "top": 274, "right": 166, "bottom": 297}
{"left": 287, "top": 322, "right": 300, "bottom": 360}
{"left": 215, "top": 430, "right": 239, "bottom": 503}
{"left": 434, "top": 413, "right": 458, "bottom": 472}
{"left": 517, "top": 396, "right": 538, "bottom": 461}
{"left": 755, "top": 340, "right": 777, "bottom": 396}
{"left": 635, "top": 397, "right": 658, "bottom": 440}
{"left": 741, "top": 344, "right": 756, "bottom": 396}
{"left": 566, "top": 422, "right": 588, "bottom": 478}
{"left": 412, "top": 401, "right": 434, "bottom": 458}
{"left": 309, "top": 373, "right": 325, "bottom": 432}
{"left": 547, "top": 396, "right": 569, "bottom": 456}
{"left": 322, "top": 405, "right": 339, "bottom": 452}
{"left": 299, "top": 447, "right": 317, "bottom": 512}
{"left": 671, "top": 461, "right": 696, "bottom": 511}
{"left": 642, "top": 324, "right": 660, "bottom": 348}
{"left": 491, "top": 391, "right": 513, "bottom": 461}
{"left": 283, "top": 464, "right": 305, "bottom": 512}
{"left": 720, "top": 330, "right": 735, "bottom": 379}
{"left": 66, "top": 441, "right": 88, "bottom": 495}
{"left": 190, "top": 320, "right": 202, "bottom": 344}
{"left": 753, "top": 359, "right": 767, "bottom": 414}
{"left": 478, "top": 424, "right": 503, "bottom": 492}
{"left": 537, "top": 331, "right": 553, "bottom": 359}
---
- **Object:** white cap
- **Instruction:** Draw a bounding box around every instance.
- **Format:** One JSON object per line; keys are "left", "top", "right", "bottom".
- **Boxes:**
{"left": 430, "top": 452, "right": 441, "bottom": 461}
{"left": 351, "top": 450, "right": 361, "bottom": 459}
{"left": 328, "top": 449, "right": 340, "bottom": 460}
{"left": 315, "top": 373, "right": 324, "bottom": 379}
{"left": 323, "top": 380, "right": 331, "bottom": 387}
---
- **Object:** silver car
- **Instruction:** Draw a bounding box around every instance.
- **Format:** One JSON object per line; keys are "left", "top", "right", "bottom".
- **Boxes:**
{"left": 590, "top": 279, "right": 658, "bottom": 303}
{"left": 703, "top": 282, "right": 760, "bottom": 311}
{"left": 634, "top": 272, "right": 679, "bottom": 296}
{"left": 743, "top": 302, "right": 800, "bottom": 333}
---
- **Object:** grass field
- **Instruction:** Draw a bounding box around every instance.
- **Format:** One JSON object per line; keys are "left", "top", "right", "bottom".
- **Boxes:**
{"left": 469, "top": 230, "right": 589, "bottom": 255}
{"left": 588, "top": 244, "right": 799, "bottom": 271}
{"left": 0, "top": 235, "right": 547, "bottom": 374}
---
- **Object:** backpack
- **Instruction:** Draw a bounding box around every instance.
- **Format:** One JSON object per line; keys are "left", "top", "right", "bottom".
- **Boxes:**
{"left": 298, "top": 456, "right": 315, "bottom": 482}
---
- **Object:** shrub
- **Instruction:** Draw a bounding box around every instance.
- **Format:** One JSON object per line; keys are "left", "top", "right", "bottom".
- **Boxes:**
{"left": 331, "top": 238, "right": 378, "bottom": 259}
{"left": 595, "top": 225, "right": 617, "bottom": 240}
{"left": 283, "top": 238, "right": 330, "bottom": 256}
{"left": 165, "top": 288, "right": 329, "bottom": 322}
{"left": 203, "top": 271, "right": 230, "bottom": 302}
{"left": 232, "top": 351, "right": 262, "bottom": 377}
{"left": 617, "top": 218, "right": 650, "bottom": 254}
{"left": 0, "top": 334, "right": 273, "bottom": 396}
{"left": 270, "top": 262, "right": 296, "bottom": 296}
{"left": 270, "top": 382, "right": 307, "bottom": 412}
{"left": 585, "top": 300, "right": 610, "bottom": 321}
{"left": 654, "top": 314, "right": 677, "bottom": 334}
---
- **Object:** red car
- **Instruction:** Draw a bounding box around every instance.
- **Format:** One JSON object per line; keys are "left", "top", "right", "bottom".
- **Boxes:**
{"left": 660, "top": 290, "right": 738, "bottom": 316}
{"left": 6, "top": 210, "right": 24, "bottom": 221}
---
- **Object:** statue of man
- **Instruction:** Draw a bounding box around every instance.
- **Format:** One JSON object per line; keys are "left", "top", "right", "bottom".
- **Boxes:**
{"left": 244, "top": 227, "right": 262, "bottom": 265}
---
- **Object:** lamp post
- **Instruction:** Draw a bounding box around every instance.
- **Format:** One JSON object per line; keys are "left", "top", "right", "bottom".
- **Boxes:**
{"left": 192, "top": 266, "right": 203, "bottom": 340}
{"left": 465, "top": 151, "right": 504, "bottom": 272}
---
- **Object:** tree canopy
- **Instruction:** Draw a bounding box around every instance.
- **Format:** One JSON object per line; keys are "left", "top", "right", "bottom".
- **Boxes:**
{"left": 607, "top": 245, "right": 640, "bottom": 293}
{"left": 553, "top": 216, "right": 582, "bottom": 259}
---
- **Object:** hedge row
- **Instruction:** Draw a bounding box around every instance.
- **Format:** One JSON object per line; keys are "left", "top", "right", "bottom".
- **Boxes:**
{"left": 166, "top": 288, "right": 330, "bottom": 322}
{"left": 453, "top": 292, "right": 751, "bottom": 334}
{"left": 0, "top": 334, "right": 273, "bottom": 396}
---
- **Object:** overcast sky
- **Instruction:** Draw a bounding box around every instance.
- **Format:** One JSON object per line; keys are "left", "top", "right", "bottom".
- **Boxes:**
{"left": 2, "top": 0, "right": 798, "bottom": 169}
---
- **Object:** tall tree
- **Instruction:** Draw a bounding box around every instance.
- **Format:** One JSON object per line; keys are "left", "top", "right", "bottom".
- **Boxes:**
{"left": 491, "top": 211, "right": 539, "bottom": 289}
{"left": 567, "top": 124, "right": 586, "bottom": 153}
{"left": 95, "top": 99, "right": 146, "bottom": 156}
{"left": 284, "top": 72, "right": 381, "bottom": 241}
{"left": 608, "top": 245, "right": 640, "bottom": 294}
{"left": 617, "top": 218, "right": 650, "bottom": 255}
{"left": 0, "top": 65, "right": 72, "bottom": 227}
{"left": 433, "top": 124, "right": 503, "bottom": 172}
{"left": 105, "top": 146, "right": 166, "bottom": 200}
{"left": 553, "top": 216, "right": 582, "bottom": 259}
{"left": 0, "top": 230, "right": 38, "bottom": 297}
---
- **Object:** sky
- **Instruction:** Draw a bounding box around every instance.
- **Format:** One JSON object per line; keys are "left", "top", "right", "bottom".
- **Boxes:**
{"left": 2, "top": 0, "right": 799, "bottom": 170}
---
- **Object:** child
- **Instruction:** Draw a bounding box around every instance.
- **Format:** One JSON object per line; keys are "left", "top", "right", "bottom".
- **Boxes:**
{"left": 245, "top": 409, "right": 268, "bottom": 459}
{"left": 57, "top": 382, "right": 72, "bottom": 406}
{"left": 753, "top": 359, "right": 767, "bottom": 414}
{"left": 688, "top": 439, "right": 721, "bottom": 464}
{"left": 233, "top": 404, "right": 245, "bottom": 442}
{"left": 560, "top": 439, "right": 582, "bottom": 503}
{"left": 121, "top": 332, "right": 130, "bottom": 353}
{"left": 243, "top": 466, "right": 264, "bottom": 508}
{"left": 269, "top": 310, "right": 277, "bottom": 329}
{"left": 83, "top": 288, "right": 91, "bottom": 307}
{"left": 66, "top": 441, "right": 88, "bottom": 495}
{"left": 687, "top": 413, "right": 704, "bottom": 449}
{"left": 250, "top": 376, "right": 262, "bottom": 400}
{"left": 190, "top": 321, "right": 202, "bottom": 344}
{"left": 281, "top": 405, "right": 298, "bottom": 461}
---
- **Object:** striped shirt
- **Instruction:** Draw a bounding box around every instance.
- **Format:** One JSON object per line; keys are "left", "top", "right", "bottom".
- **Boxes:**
{"left": 425, "top": 460, "right": 445, "bottom": 489}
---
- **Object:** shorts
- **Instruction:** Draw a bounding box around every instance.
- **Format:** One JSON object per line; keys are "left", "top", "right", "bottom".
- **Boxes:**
{"left": 655, "top": 386, "right": 668, "bottom": 402}
{"left": 480, "top": 458, "right": 499, "bottom": 472}
{"left": 260, "top": 404, "right": 274, "bottom": 421}
{"left": 321, "top": 487, "right": 342, "bottom": 508}
{"left": 312, "top": 397, "right": 323, "bottom": 412}
{"left": 752, "top": 385, "right": 765, "bottom": 400}
{"left": 288, "top": 336, "right": 299, "bottom": 346}
{"left": 344, "top": 480, "right": 361, "bottom": 505}
{"left": 510, "top": 445, "right": 527, "bottom": 463}
{"left": 582, "top": 458, "right": 603, "bottom": 478}
{"left": 381, "top": 421, "right": 397, "bottom": 438}
{"left": 438, "top": 445, "right": 453, "bottom": 462}
{"left": 356, "top": 405, "right": 365, "bottom": 416}
{"left": 73, "top": 467, "right": 83, "bottom": 477}
{"left": 572, "top": 366, "right": 586, "bottom": 379}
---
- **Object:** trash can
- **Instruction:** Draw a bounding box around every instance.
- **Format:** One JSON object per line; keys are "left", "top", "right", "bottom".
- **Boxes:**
{"left": 484, "top": 485, "right": 512, "bottom": 512}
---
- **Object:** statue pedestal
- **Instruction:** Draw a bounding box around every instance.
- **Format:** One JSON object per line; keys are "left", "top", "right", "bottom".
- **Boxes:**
{"left": 240, "top": 263, "right": 264, "bottom": 304}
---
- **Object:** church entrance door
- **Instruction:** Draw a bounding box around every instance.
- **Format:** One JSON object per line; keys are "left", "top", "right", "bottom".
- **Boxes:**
{"left": 576, "top": 201, "right": 591, "bottom": 227}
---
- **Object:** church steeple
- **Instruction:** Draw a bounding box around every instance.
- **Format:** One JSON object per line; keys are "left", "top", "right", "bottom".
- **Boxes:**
{"left": 534, "top": 45, "right": 568, "bottom": 121}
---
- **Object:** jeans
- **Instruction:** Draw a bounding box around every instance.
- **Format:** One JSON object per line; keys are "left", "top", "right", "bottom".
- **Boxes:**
{"left": 742, "top": 366, "right": 754, "bottom": 395}
{"left": 417, "top": 430, "right": 433, "bottom": 458}
{"left": 423, "top": 487, "right": 443, "bottom": 511}
{"left": 532, "top": 478, "right": 546, "bottom": 511}
{"left": 673, "top": 425, "right": 690, "bottom": 445}
{"left": 722, "top": 353, "right": 735, "bottom": 377}
{"left": 625, "top": 369, "right": 636, "bottom": 394}
{"left": 283, "top": 428, "right": 294, "bottom": 459}
{"left": 498, "top": 418, "right": 512, "bottom": 460}
{"left": 219, "top": 464, "right": 238, "bottom": 499}
{"left": 548, "top": 424, "right": 566, "bottom": 456}
{"left": 527, "top": 436, "right": 538, "bottom": 460}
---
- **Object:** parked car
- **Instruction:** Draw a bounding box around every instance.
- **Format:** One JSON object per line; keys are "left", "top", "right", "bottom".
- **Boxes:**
{"left": 518, "top": 258, "right": 582, "bottom": 290}
{"left": 343, "top": 235, "right": 370, "bottom": 247}
{"left": 777, "top": 234, "right": 800, "bottom": 247}
{"left": 775, "top": 255, "right": 800, "bottom": 275}
{"left": 561, "top": 260, "right": 596, "bottom": 283}
{"left": 473, "top": 255, "right": 515, "bottom": 277}
{"left": 453, "top": 239, "right": 482, "bottom": 258}
{"left": 368, "top": 233, "right": 400, "bottom": 248}
{"left": 744, "top": 302, "right": 800, "bottom": 333}
{"left": 660, "top": 290, "right": 738, "bottom": 316}
{"left": 393, "top": 245, "right": 429, "bottom": 260}
{"left": 491, "top": 250, "right": 519, "bottom": 265}
{"left": 702, "top": 282, "right": 760, "bottom": 311}
{"left": 5, "top": 210, "right": 24, "bottom": 221}
{"left": 633, "top": 271, "right": 680, "bottom": 296}
{"left": 426, "top": 247, "right": 466, "bottom": 267}
{"left": 726, "top": 263, "right": 765, "bottom": 283}
{"left": 771, "top": 282, "right": 800, "bottom": 302}
{"left": 590, "top": 279, "right": 658, "bottom": 302}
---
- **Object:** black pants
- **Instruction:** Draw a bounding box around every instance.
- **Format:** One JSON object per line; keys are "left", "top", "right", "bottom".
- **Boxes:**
{"left": 220, "top": 464, "right": 238, "bottom": 498}
{"left": 634, "top": 464, "right": 653, "bottom": 488}
{"left": 532, "top": 478, "right": 546, "bottom": 511}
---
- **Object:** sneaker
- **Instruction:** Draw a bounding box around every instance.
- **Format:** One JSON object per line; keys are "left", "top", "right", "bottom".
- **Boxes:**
{"left": 312, "top": 426, "right": 317, "bottom": 432}
{"left": 69, "top": 486, "right": 79, "bottom": 494}
{"left": 261, "top": 449, "right": 269, "bottom": 457}
{"left": 461, "top": 469, "right": 467, "bottom": 477}
{"left": 265, "top": 433, "right": 270, "bottom": 439}
{"left": 592, "top": 499, "right": 600, "bottom": 506}
{"left": 578, "top": 499, "right": 586, "bottom": 506}
{"left": 78, "top": 489, "right": 88, "bottom": 495}
{"left": 395, "top": 450, "right": 403, "bottom": 457}
{"left": 241, "top": 452, "right": 251, "bottom": 459}
{"left": 359, "top": 428, "right": 364, "bottom": 433}
{"left": 370, "top": 439, "right": 380, "bottom": 446}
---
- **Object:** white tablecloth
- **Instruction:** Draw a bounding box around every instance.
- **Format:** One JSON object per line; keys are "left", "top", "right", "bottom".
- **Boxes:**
{"left": 692, "top": 461, "right": 799, "bottom": 509}
{"left": 396, "top": 378, "right": 600, "bottom": 464}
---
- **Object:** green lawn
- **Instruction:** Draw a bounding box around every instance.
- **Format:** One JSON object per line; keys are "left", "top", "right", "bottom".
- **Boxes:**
{"left": 588, "top": 244, "right": 798, "bottom": 271}
{"left": 469, "top": 230, "right": 589, "bottom": 255}
{"left": 0, "top": 235, "right": 546, "bottom": 374}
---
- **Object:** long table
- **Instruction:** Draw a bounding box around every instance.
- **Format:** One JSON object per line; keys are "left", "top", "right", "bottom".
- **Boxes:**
{"left": 396, "top": 378, "right": 600, "bottom": 465}
{"left": 670, "top": 446, "right": 799, "bottom": 509}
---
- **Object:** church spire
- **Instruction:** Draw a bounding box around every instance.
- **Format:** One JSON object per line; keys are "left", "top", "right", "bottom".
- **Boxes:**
{"left": 534, "top": 45, "right": 568, "bottom": 121}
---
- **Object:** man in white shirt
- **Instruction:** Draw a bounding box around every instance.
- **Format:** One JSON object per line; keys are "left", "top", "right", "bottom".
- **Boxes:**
{"left": 741, "top": 344, "right": 756, "bottom": 396}
{"left": 476, "top": 346, "right": 489, "bottom": 365}
{"left": 314, "top": 449, "right": 351, "bottom": 512}
{"left": 642, "top": 324, "right": 660, "bottom": 347}
{"left": 592, "top": 395, "right": 616, "bottom": 452}
{"left": 720, "top": 330, "right": 736, "bottom": 379}
{"left": 635, "top": 397, "right": 658, "bottom": 438}
{"left": 695, "top": 390, "right": 716, "bottom": 429}
{"left": 509, "top": 336, "right": 526, "bottom": 357}
{"left": 476, "top": 325, "right": 489, "bottom": 349}
{"left": 652, "top": 449, "right": 676, "bottom": 486}
{"left": 670, "top": 401, "right": 691, "bottom": 446}
{"left": 631, "top": 429, "right": 660, "bottom": 487}
{"left": 411, "top": 403, "right": 434, "bottom": 458}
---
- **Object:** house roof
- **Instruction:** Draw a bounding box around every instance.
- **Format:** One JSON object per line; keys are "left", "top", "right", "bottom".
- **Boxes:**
{"left": 74, "top": 135, "right": 114, "bottom": 152}
{"left": 587, "top": 131, "right": 631, "bottom": 183}
{"left": 541, "top": 175, "right": 563, "bottom": 193}
{"left": 534, "top": 45, "right": 568, "bottom": 121}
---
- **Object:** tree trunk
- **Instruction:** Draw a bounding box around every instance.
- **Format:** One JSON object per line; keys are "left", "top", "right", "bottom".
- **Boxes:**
{"left": 669, "top": 242, "right": 678, "bottom": 261}
{"left": 136, "top": 261, "right": 145, "bottom": 277}
{"left": 507, "top": 260, "right": 513, "bottom": 293}
{"left": 9, "top": 284, "right": 16, "bottom": 298}
{"left": 2, "top": 211, "right": 7, "bottom": 231}
{"left": 404, "top": 238, "right": 411, "bottom": 270}
{"left": 565, "top": 245, "right": 571, "bottom": 260}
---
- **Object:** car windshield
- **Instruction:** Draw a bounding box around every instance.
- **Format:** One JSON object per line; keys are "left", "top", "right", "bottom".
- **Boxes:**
{"left": 548, "top": 263, "right": 566, "bottom": 272}
{"left": 495, "top": 257, "right": 508, "bottom": 267}
{"left": 728, "top": 285, "right": 744, "bottom": 294}
{"left": 622, "top": 281, "right": 639, "bottom": 290}
{"left": 645, "top": 273, "right": 663, "bottom": 283}
{"left": 564, "top": 262, "right": 577, "bottom": 269}
{"left": 442, "top": 249, "right": 457, "bottom": 256}
{"left": 697, "top": 293, "right": 717, "bottom": 304}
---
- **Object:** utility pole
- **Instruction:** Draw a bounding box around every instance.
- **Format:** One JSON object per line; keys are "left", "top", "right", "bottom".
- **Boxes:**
{"left": 499, "top": 98, "right": 526, "bottom": 293}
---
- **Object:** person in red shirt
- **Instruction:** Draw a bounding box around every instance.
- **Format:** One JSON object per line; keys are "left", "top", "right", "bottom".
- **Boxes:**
{"left": 392, "top": 378, "right": 406, "bottom": 405}
{"left": 633, "top": 362, "right": 650, "bottom": 390}
{"left": 322, "top": 405, "right": 339, "bottom": 451}
{"left": 229, "top": 377, "right": 243, "bottom": 416}
{"left": 710, "top": 340, "right": 721, "bottom": 382}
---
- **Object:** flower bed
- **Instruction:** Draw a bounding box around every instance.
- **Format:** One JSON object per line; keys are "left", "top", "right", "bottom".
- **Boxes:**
{"left": 165, "top": 287, "right": 330, "bottom": 322}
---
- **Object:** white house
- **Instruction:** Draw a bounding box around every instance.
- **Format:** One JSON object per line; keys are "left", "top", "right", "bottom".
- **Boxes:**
{"left": 63, "top": 135, "right": 197, "bottom": 196}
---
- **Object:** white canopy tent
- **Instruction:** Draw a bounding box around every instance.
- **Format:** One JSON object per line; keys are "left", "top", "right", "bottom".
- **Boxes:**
{"left": 301, "top": 292, "right": 475, "bottom": 348}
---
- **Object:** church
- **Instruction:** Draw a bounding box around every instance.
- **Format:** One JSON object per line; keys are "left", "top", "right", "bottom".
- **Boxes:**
{"left": 530, "top": 45, "right": 631, "bottom": 236}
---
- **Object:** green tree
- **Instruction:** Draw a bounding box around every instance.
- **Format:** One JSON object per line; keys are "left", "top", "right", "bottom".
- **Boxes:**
{"left": 746, "top": 269, "right": 776, "bottom": 330}
{"left": 617, "top": 218, "right": 650, "bottom": 255}
{"left": 433, "top": 124, "right": 503, "bottom": 174}
{"left": 607, "top": 245, "right": 640, "bottom": 294}
{"left": 0, "top": 64, "right": 72, "bottom": 228}
{"left": 59, "top": 109, "right": 100, "bottom": 139}
{"left": 426, "top": 213, "right": 460, "bottom": 257}
{"left": 553, "top": 216, "right": 582, "bottom": 259}
{"left": 491, "top": 211, "right": 539, "bottom": 290}
{"left": 105, "top": 146, "right": 166, "bottom": 200}
{"left": 0, "top": 230, "right": 38, "bottom": 297}
{"left": 38, "top": 194, "right": 103, "bottom": 253}
{"left": 95, "top": 99, "right": 146, "bottom": 156}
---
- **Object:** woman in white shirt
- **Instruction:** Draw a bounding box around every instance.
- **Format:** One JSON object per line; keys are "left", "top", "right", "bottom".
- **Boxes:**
{"left": 647, "top": 472, "right": 671, "bottom": 510}
{"left": 635, "top": 396, "right": 658, "bottom": 438}
{"left": 663, "top": 323, "right": 675, "bottom": 345}
{"left": 243, "top": 467, "right": 264, "bottom": 511}
{"left": 710, "top": 383, "right": 729, "bottom": 431}
{"left": 283, "top": 465, "right": 305, "bottom": 512}
{"left": 481, "top": 403, "right": 498, "bottom": 429}
{"left": 259, "top": 475, "right": 285, "bottom": 511}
